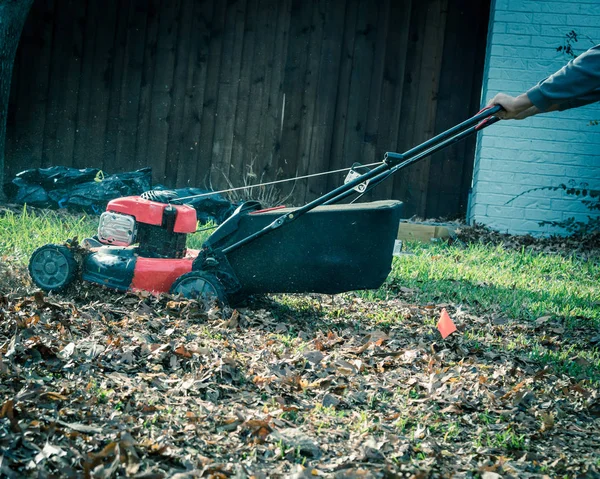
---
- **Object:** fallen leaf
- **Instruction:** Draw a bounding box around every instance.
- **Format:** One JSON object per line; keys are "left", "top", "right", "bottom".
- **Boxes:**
{"left": 540, "top": 411, "right": 555, "bottom": 433}
{"left": 481, "top": 473, "right": 502, "bottom": 479}
{"left": 174, "top": 345, "right": 193, "bottom": 358}
{"left": 322, "top": 393, "right": 340, "bottom": 408}
{"left": 303, "top": 350, "right": 324, "bottom": 365}
{"left": 32, "top": 443, "right": 66, "bottom": 466}
{"left": 535, "top": 315, "right": 552, "bottom": 326}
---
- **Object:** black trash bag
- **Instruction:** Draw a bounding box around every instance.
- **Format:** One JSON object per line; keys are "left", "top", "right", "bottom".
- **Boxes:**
{"left": 47, "top": 168, "right": 153, "bottom": 214}
{"left": 152, "top": 186, "right": 235, "bottom": 224}
{"left": 8, "top": 166, "right": 152, "bottom": 213}
{"left": 7, "top": 165, "right": 234, "bottom": 223}
{"left": 15, "top": 166, "right": 100, "bottom": 190}
{"left": 105, "top": 168, "right": 153, "bottom": 195}
{"left": 47, "top": 171, "right": 153, "bottom": 214}
{"left": 9, "top": 178, "right": 52, "bottom": 207}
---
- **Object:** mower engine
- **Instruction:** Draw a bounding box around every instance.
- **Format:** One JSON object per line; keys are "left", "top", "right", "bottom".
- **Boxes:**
{"left": 29, "top": 193, "right": 203, "bottom": 295}
{"left": 98, "top": 195, "right": 196, "bottom": 258}
{"left": 97, "top": 211, "right": 137, "bottom": 247}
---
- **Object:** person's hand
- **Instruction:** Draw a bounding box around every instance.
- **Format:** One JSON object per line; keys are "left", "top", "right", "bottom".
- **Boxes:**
{"left": 486, "top": 93, "right": 533, "bottom": 119}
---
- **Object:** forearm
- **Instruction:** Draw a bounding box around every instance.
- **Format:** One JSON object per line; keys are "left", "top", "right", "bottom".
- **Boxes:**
{"left": 510, "top": 93, "right": 534, "bottom": 115}
{"left": 513, "top": 105, "right": 538, "bottom": 120}
{"left": 513, "top": 103, "right": 560, "bottom": 119}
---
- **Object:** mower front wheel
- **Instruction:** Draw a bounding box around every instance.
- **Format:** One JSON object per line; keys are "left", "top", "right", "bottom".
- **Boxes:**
{"left": 170, "top": 271, "right": 227, "bottom": 305}
{"left": 29, "top": 244, "right": 79, "bottom": 292}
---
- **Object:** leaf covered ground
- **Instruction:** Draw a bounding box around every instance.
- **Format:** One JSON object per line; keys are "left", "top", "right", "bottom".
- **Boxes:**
{"left": 1, "top": 254, "right": 599, "bottom": 479}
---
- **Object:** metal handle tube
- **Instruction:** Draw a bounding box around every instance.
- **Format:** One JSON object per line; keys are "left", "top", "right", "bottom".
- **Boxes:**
{"left": 392, "top": 105, "right": 502, "bottom": 162}
{"left": 324, "top": 115, "right": 501, "bottom": 205}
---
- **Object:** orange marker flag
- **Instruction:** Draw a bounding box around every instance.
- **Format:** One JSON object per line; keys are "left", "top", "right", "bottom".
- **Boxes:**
{"left": 437, "top": 308, "right": 457, "bottom": 339}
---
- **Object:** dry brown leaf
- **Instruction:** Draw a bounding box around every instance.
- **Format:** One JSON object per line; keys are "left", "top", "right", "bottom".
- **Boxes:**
{"left": 174, "top": 345, "right": 193, "bottom": 358}
{"left": 41, "top": 391, "right": 68, "bottom": 401}
{"left": 539, "top": 411, "right": 555, "bottom": 433}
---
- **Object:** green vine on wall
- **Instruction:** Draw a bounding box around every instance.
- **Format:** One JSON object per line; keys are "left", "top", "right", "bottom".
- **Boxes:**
{"left": 556, "top": 30, "right": 579, "bottom": 59}
{"left": 506, "top": 181, "right": 600, "bottom": 235}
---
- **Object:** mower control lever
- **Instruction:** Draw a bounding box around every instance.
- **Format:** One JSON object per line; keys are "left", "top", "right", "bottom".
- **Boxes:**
{"left": 344, "top": 163, "right": 373, "bottom": 192}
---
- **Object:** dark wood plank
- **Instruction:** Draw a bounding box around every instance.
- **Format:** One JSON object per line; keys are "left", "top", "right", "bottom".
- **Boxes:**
{"left": 425, "top": 2, "right": 459, "bottom": 218}
{"left": 408, "top": 0, "right": 447, "bottom": 217}
{"left": 59, "top": 0, "right": 87, "bottom": 169}
{"left": 72, "top": 0, "right": 99, "bottom": 169}
{"left": 425, "top": 0, "right": 483, "bottom": 218}
{"left": 372, "top": 0, "right": 412, "bottom": 202}
{"left": 361, "top": 0, "right": 389, "bottom": 202}
{"left": 260, "top": 0, "right": 291, "bottom": 194}
{"left": 276, "top": 0, "right": 314, "bottom": 197}
{"left": 239, "top": 0, "right": 277, "bottom": 196}
{"left": 197, "top": 0, "right": 228, "bottom": 189}
{"left": 103, "top": 0, "right": 132, "bottom": 174}
{"left": 425, "top": 0, "right": 489, "bottom": 219}
{"left": 326, "top": 0, "right": 358, "bottom": 194}
{"left": 134, "top": 0, "right": 161, "bottom": 172}
{"left": 303, "top": 0, "right": 345, "bottom": 202}
{"left": 229, "top": 0, "right": 259, "bottom": 189}
{"left": 7, "top": 0, "right": 57, "bottom": 176}
{"left": 41, "top": 0, "right": 84, "bottom": 169}
{"left": 146, "top": 0, "right": 182, "bottom": 185}
{"left": 164, "top": 0, "right": 195, "bottom": 187}
{"left": 340, "top": 0, "right": 378, "bottom": 199}
{"left": 114, "top": 0, "right": 149, "bottom": 173}
{"left": 5, "top": 30, "right": 20, "bottom": 177}
{"left": 392, "top": 0, "right": 428, "bottom": 217}
{"left": 210, "top": 0, "right": 247, "bottom": 189}
{"left": 177, "top": 0, "right": 215, "bottom": 188}
{"left": 460, "top": 0, "right": 491, "bottom": 215}
{"left": 80, "top": 0, "right": 119, "bottom": 171}
{"left": 296, "top": 0, "right": 328, "bottom": 204}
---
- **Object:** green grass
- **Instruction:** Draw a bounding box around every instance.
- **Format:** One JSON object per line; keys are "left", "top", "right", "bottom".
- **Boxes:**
{"left": 374, "top": 241, "right": 600, "bottom": 327}
{"left": 0, "top": 206, "right": 97, "bottom": 261}
{"left": 0, "top": 206, "right": 214, "bottom": 261}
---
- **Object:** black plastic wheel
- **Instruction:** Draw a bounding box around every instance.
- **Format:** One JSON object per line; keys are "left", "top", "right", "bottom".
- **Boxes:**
{"left": 169, "top": 271, "right": 227, "bottom": 304}
{"left": 29, "top": 244, "right": 78, "bottom": 292}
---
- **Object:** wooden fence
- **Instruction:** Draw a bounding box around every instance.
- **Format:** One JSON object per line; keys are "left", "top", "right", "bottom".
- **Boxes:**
{"left": 6, "top": 0, "right": 490, "bottom": 218}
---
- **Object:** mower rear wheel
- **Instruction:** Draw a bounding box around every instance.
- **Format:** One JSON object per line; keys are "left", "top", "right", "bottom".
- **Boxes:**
{"left": 29, "top": 244, "right": 78, "bottom": 292}
{"left": 170, "top": 271, "right": 226, "bottom": 304}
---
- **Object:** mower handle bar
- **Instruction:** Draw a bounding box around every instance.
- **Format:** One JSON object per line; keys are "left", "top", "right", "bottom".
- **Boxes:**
{"left": 324, "top": 106, "right": 503, "bottom": 205}
{"left": 219, "top": 105, "right": 503, "bottom": 255}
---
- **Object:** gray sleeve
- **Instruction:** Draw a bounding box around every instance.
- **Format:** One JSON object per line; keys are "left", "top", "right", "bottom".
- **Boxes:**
{"left": 526, "top": 44, "right": 600, "bottom": 111}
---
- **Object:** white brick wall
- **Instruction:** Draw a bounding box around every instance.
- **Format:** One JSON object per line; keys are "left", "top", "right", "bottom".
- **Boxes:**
{"left": 468, "top": 0, "right": 600, "bottom": 236}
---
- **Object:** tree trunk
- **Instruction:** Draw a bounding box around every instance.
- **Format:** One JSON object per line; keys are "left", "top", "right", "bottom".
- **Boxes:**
{"left": 0, "top": 0, "right": 33, "bottom": 201}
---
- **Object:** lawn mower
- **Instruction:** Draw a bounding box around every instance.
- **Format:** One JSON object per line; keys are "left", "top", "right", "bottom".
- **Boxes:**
{"left": 28, "top": 106, "right": 502, "bottom": 305}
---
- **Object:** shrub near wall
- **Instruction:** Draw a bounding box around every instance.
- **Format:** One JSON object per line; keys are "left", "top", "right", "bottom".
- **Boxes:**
{"left": 469, "top": 0, "right": 600, "bottom": 236}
